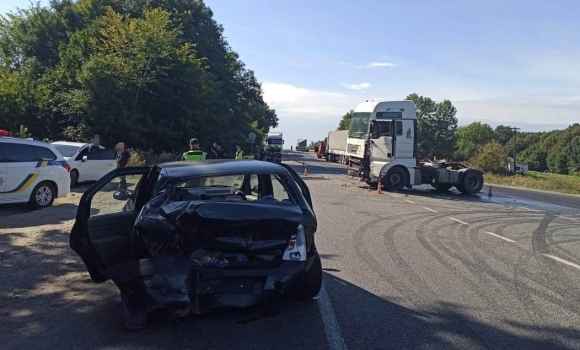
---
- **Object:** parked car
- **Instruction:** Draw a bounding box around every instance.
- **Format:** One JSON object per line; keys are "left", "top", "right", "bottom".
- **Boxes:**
{"left": 69, "top": 159, "right": 321, "bottom": 329}
{"left": 51, "top": 141, "right": 116, "bottom": 187}
{"left": 0, "top": 135, "right": 71, "bottom": 208}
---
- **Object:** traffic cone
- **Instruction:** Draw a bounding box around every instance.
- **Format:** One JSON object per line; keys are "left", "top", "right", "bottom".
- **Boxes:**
{"left": 488, "top": 186, "right": 493, "bottom": 197}
{"left": 377, "top": 182, "right": 382, "bottom": 194}
{"left": 303, "top": 166, "right": 308, "bottom": 177}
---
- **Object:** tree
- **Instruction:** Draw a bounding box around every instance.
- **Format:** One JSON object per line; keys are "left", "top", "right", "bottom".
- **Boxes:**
{"left": 406, "top": 93, "right": 458, "bottom": 158}
{"left": 337, "top": 109, "right": 353, "bottom": 130}
{"left": 473, "top": 141, "right": 507, "bottom": 173}
{"left": 494, "top": 125, "right": 513, "bottom": 146}
{"left": 455, "top": 122, "right": 496, "bottom": 160}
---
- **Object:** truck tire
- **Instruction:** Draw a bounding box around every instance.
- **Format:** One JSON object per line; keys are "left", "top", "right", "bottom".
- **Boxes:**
{"left": 383, "top": 167, "right": 408, "bottom": 191}
{"left": 458, "top": 171, "right": 484, "bottom": 195}
{"left": 431, "top": 183, "right": 453, "bottom": 192}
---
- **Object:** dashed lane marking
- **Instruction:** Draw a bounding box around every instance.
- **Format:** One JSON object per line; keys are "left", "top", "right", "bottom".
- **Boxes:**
{"left": 485, "top": 231, "right": 516, "bottom": 243}
{"left": 423, "top": 207, "right": 438, "bottom": 213}
{"left": 449, "top": 217, "right": 469, "bottom": 225}
{"left": 405, "top": 199, "right": 416, "bottom": 204}
{"left": 542, "top": 254, "right": 580, "bottom": 271}
{"left": 317, "top": 282, "right": 348, "bottom": 350}
{"left": 557, "top": 215, "right": 580, "bottom": 222}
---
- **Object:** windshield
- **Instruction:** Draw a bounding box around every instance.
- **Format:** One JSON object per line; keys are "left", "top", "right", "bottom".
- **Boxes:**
{"left": 268, "top": 138, "right": 283, "bottom": 145}
{"left": 348, "top": 112, "right": 372, "bottom": 139}
{"left": 52, "top": 144, "right": 81, "bottom": 157}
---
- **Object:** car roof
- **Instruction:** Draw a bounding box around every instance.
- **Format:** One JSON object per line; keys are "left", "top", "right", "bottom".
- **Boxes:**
{"left": 157, "top": 159, "right": 290, "bottom": 178}
{"left": 51, "top": 141, "right": 88, "bottom": 147}
{"left": 0, "top": 137, "right": 51, "bottom": 146}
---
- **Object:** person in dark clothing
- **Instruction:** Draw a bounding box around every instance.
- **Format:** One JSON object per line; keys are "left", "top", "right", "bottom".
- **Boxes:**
{"left": 211, "top": 143, "right": 226, "bottom": 159}
{"left": 115, "top": 142, "right": 131, "bottom": 191}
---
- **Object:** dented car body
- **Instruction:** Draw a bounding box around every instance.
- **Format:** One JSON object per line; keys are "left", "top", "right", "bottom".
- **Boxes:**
{"left": 70, "top": 160, "right": 321, "bottom": 329}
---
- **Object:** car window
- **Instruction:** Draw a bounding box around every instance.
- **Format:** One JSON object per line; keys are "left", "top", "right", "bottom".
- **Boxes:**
{"left": 90, "top": 173, "right": 147, "bottom": 217}
{"left": 52, "top": 144, "right": 81, "bottom": 158}
{"left": 34, "top": 146, "right": 57, "bottom": 161}
{"left": 4, "top": 143, "right": 37, "bottom": 162}
{"left": 271, "top": 174, "right": 290, "bottom": 202}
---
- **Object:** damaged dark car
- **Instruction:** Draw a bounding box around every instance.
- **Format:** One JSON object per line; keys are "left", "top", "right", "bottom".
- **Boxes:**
{"left": 70, "top": 160, "right": 322, "bottom": 329}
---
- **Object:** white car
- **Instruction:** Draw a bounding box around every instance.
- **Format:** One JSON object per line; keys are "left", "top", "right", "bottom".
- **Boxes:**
{"left": 0, "top": 136, "right": 71, "bottom": 209}
{"left": 51, "top": 141, "right": 117, "bottom": 187}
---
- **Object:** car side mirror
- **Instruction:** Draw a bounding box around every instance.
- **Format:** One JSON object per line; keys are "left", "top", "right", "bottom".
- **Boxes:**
{"left": 82, "top": 155, "right": 88, "bottom": 162}
{"left": 113, "top": 191, "right": 130, "bottom": 201}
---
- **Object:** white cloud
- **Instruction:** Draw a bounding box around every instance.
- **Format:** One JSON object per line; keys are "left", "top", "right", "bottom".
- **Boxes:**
{"left": 367, "top": 62, "right": 398, "bottom": 68}
{"left": 261, "top": 82, "right": 360, "bottom": 121}
{"left": 341, "top": 83, "right": 371, "bottom": 91}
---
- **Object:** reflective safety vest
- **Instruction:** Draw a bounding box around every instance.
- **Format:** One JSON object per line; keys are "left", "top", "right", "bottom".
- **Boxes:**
{"left": 235, "top": 150, "right": 244, "bottom": 160}
{"left": 182, "top": 149, "right": 207, "bottom": 161}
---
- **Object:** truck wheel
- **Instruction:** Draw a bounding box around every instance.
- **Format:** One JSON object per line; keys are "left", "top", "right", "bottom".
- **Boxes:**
{"left": 383, "top": 167, "right": 408, "bottom": 191}
{"left": 431, "top": 183, "right": 453, "bottom": 192}
{"left": 459, "top": 171, "right": 484, "bottom": 195}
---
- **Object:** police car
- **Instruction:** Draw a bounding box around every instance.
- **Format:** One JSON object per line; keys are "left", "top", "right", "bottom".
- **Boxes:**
{"left": 0, "top": 130, "right": 71, "bottom": 209}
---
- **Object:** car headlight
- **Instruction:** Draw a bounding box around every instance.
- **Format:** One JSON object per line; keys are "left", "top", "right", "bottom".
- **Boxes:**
{"left": 282, "top": 224, "right": 307, "bottom": 261}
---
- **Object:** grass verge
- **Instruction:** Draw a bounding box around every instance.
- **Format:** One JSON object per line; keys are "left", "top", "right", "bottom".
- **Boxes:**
{"left": 485, "top": 171, "right": 580, "bottom": 195}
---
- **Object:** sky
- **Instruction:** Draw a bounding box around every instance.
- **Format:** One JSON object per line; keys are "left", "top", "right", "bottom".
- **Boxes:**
{"left": 2, "top": 0, "right": 580, "bottom": 148}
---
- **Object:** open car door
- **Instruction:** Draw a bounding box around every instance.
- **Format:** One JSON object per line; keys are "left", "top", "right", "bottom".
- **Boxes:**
{"left": 70, "top": 166, "right": 151, "bottom": 283}
{"left": 279, "top": 163, "right": 313, "bottom": 211}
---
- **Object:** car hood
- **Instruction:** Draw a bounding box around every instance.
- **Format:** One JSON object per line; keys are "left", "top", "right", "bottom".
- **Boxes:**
{"left": 132, "top": 199, "right": 304, "bottom": 258}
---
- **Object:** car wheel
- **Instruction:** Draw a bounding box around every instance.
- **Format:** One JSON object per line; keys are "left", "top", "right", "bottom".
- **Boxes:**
{"left": 298, "top": 250, "right": 323, "bottom": 300}
{"left": 28, "top": 182, "right": 56, "bottom": 209}
{"left": 383, "top": 167, "right": 408, "bottom": 191}
{"left": 458, "top": 171, "right": 484, "bottom": 195}
{"left": 70, "top": 169, "right": 79, "bottom": 188}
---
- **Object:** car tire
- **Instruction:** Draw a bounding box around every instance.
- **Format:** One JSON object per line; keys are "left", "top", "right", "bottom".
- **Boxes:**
{"left": 383, "top": 167, "right": 408, "bottom": 191}
{"left": 458, "top": 171, "right": 484, "bottom": 195}
{"left": 28, "top": 182, "right": 56, "bottom": 209}
{"left": 70, "top": 169, "right": 79, "bottom": 188}
{"left": 298, "top": 250, "right": 323, "bottom": 300}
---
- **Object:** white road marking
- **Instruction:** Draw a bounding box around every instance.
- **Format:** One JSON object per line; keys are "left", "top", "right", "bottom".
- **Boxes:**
{"left": 485, "top": 231, "right": 516, "bottom": 243}
{"left": 542, "top": 254, "right": 580, "bottom": 270}
{"left": 521, "top": 207, "right": 541, "bottom": 212}
{"left": 317, "top": 282, "right": 348, "bottom": 350}
{"left": 557, "top": 215, "right": 579, "bottom": 222}
{"left": 389, "top": 193, "right": 401, "bottom": 198}
{"left": 423, "top": 207, "right": 438, "bottom": 213}
{"left": 449, "top": 217, "right": 469, "bottom": 225}
{"left": 333, "top": 278, "right": 347, "bottom": 286}
{"left": 405, "top": 199, "right": 416, "bottom": 204}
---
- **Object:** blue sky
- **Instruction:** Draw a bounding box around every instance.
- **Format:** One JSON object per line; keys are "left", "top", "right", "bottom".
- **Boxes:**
{"left": 3, "top": 0, "right": 580, "bottom": 147}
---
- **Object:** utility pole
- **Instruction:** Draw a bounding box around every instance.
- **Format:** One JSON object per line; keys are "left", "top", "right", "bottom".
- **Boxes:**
{"left": 510, "top": 126, "right": 520, "bottom": 173}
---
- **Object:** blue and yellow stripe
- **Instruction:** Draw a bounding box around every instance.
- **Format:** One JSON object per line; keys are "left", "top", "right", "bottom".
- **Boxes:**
{"left": 0, "top": 159, "right": 64, "bottom": 194}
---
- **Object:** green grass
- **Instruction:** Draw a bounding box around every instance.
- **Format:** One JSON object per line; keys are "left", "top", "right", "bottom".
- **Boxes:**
{"left": 485, "top": 171, "right": 580, "bottom": 195}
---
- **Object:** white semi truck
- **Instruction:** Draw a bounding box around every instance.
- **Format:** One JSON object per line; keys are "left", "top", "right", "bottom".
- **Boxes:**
{"left": 345, "top": 100, "right": 484, "bottom": 195}
{"left": 325, "top": 130, "right": 349, "bottom": 165}
{"left": 265, "top": 132, "right": 284, "bottom": 163}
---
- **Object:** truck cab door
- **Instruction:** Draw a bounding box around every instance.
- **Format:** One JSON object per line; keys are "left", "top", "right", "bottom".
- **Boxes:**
{"left": 394, "top": 120, "right": 414, "bottom": 159}
{"left": 369, "top": 121, "right": 393, "bottom": 161}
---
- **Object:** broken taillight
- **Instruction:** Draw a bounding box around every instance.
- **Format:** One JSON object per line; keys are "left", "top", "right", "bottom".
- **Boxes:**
{"left": 283, "top": 225, "right": 307, "bottom": 261}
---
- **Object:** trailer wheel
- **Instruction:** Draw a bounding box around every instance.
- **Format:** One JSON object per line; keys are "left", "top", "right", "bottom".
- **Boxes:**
{"left": 459, "top": 171, "right": 484, "bottom": 195}
{"left": 383, "top": 167, "right": 407, "bottom": 191}
{"left": 431, "top": 183, "right": 453, "bottom": 192}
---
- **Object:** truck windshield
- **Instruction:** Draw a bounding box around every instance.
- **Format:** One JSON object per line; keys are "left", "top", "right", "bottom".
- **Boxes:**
{"left": 348, "top": 112, "right": 372, "bottom": 139}
{"left": 268, "top": 139, "right": 283, "bottom": 145}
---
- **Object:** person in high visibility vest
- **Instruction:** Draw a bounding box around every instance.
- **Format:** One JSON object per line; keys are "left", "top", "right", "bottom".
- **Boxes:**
{"left": 182, "top": 138, "right": 207, "bottom": 161}
{"left": 235, "top": 145, "right": 244, "bottom": 160}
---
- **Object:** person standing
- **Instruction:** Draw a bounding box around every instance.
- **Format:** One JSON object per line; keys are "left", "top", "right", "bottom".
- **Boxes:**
{"left": 182, "top": 138, "right": 207, "bottom": 161}
{"left": 211, "top": 142, "right": 226, "bottom": 159}
{"left": 235, "top": 145, "right": 244, "bottom": 160}
{"left": 115, "top": 142, "right": 131, "bottom": 191}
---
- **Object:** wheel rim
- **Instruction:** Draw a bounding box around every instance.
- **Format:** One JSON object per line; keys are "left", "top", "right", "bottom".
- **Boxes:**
{"left": 389, "top": 173, "right": 401, "bottom": 185}
{"left": 468, "top": 176, "right": 479, "bottom": 189}
{"left": 36, "top": 186, "right": 52, "bottom": 206}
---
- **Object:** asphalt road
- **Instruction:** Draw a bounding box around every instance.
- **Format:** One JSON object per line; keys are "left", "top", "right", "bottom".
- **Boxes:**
{"left": 2, "top": 151, "right": 580, "bottom": 350}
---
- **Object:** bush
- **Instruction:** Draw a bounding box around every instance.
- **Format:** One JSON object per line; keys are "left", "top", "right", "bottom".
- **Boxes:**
{"left": 128, "top": 149, "right": 147, "bottom": 167}
{"left": 472, "top": 141, "right": 507, "bottom": 174}
{"left": 127, "top": 148, "right": 186, "bottom": 166}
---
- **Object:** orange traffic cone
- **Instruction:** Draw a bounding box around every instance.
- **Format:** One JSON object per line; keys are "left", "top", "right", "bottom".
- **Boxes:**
{"left": 377, "top": 182, "right": 382, "bottom": 194}
{"left": 303, "top": 166, "right": 308, "bottom": 177}
{"left": 488, "top": 186, "right": 493, "bottom": 197}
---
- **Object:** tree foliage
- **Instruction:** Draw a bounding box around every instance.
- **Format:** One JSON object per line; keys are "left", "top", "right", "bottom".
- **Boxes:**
{"left": 473, "top": 141, "right": 507, "bottom": 173}
{"left": 455, "top": 121, "right": 496, "bottom": 160}
{"left": 0, "top": 0, "right": 277, "bottom": 153}
{"left": 337, "top": 109, "right": 353, "bottom": 131}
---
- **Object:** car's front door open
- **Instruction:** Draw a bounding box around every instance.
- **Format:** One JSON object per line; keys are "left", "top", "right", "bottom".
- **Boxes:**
{"left": 70, "top": 166, "right": 150, "bottom": 283}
